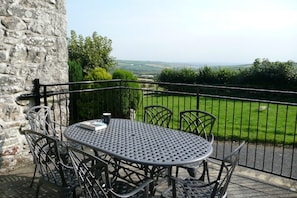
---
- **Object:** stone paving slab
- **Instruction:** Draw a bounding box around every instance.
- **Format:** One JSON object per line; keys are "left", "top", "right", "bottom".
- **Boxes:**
{"left": 0, "top": 162, "right": 296, "bottom": 198}
{"left": 0, "top": 165, "right": 57, "bottom": 198}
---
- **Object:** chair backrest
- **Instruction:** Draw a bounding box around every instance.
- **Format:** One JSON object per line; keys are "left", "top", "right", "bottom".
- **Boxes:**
{"left": 179, "top": 110, "right": 216, "bottom": 142}
{"left": 212, "top": 141, "right": 246, "bottom": 198}
{"left": 67, "top": 146, "right": 113, "bottom": 198}
{"left": 144, "top": 105, "right": 173, "bottom": 128}
{"left": 26, "top": 105, "right": 58, "bottom": 139}
{"left": 22, "top": 129, "right": 70, "bottom": 187}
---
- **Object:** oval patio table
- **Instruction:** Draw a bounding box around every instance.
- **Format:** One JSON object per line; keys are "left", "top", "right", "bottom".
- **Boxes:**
{"left": 64, "top": 118, "right": 213, "bottom": 167}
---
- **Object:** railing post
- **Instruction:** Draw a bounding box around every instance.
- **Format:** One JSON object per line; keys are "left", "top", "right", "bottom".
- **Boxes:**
{"left": 43, "top": 85, "right": 47, "bottom": 106}
{"left": 196, "top": 88, "right": 200, "bottom": 110}
{"left": 33, "top": 79, "right": 41, "bottom": 106}
{"left": 120, "top": 80, "right": 123, "bottom": 117}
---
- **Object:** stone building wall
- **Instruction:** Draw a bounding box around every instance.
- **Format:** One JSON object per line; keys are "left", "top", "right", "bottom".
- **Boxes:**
{"left": 0, "top": 0, "right": 68, "bottom": 172}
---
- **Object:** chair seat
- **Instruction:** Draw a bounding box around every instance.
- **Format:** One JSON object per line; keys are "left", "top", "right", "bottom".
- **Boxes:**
{"left": 112, "top": 181, "right": 148, "bottom": 197}
{"left": 162, "top": 178, "right": 217, "bottom": 198}
{"left": 41, "top": 168, "right": 78, "bottom": 187}
{"left": 88, "top": 180, "right": 148, "bottom": 198}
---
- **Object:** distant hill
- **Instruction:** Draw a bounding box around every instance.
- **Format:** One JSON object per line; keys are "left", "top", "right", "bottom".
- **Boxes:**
{"left": 113, "top": 59, "right": 252, "bottom": 77}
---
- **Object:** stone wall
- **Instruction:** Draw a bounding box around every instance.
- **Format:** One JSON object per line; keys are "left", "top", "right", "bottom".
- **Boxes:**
{"left": 0, "top": 0, "right": 68, "bottom": 172}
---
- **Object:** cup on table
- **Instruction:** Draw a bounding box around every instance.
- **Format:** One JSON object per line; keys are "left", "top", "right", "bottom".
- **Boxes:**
{"left": 102, "top": 113, "right": 111, "bottom": 124}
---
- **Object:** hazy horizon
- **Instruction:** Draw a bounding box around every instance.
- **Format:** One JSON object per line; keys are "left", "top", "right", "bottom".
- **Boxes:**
{"left": 117, "top": 58, "right": 252, "bottom": 66}
{"left": 67, "top": 0, "right": 297, "bottom": 64}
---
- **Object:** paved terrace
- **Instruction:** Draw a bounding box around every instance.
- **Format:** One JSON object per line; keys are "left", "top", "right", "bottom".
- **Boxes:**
{"left": 0, "top": 161, "right": 296, "bottom": 198}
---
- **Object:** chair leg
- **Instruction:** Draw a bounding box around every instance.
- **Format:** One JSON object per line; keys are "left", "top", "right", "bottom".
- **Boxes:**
{"left": 59, "top": 188, "right": 74, "bottom": 198}
{"left": 172, "top": 179, "right": 177, "bottom": 198}
{"left": 175, "top": 166, "right": 179, "bottom": 177}
{"left": 30, "top": 164, "right": 37, "bottom": 187}
{"left": 149, "top": 166, "right": 156, "bottom": 196}
{"left": 167, "top": 167, "right": 172, "bottom": 186}
{"left": 72, "top": 188, "right": 77, "bottom": 198}
{"left": 144, "top": 184, "right": 149, "bottom": 198}
{"left": 35, "top": 181, "right": 42, "bottom": 198}
{"left": 205, "top": 162, "right": 210, "bottom": 183}
{"left": 198, "top": 161, "right": 208, "bottom": 182}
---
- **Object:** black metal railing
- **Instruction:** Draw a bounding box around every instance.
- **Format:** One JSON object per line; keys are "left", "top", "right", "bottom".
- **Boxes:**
{"left": 19, "top": 79, "right": 297, "bottom": 180}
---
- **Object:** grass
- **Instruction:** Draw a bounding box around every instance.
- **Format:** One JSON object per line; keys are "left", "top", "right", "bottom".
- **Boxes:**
{"left": 136, "top": 95, "right": 297, "bottom": 145}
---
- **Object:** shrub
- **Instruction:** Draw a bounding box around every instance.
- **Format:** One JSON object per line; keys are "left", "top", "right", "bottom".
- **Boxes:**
{"left": 111, "top": 69, "right": 141, "bottom": 118}
{"left": 76, "top": 67, "right": 112, "bottom": 121}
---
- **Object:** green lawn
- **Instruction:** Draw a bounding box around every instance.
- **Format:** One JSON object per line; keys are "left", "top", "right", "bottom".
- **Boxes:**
{"left": 137, "top": 95, "right": 297, "bottom": 145}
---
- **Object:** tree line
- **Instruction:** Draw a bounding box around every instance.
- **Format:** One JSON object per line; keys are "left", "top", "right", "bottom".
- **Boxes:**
{"left": 158, "top": 59, "right": 297, "bottom": 90}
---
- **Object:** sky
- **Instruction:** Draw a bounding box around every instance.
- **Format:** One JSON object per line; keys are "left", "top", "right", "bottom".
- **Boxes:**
{"left": 66, "top": 0, "right": 297, "bottom": 65}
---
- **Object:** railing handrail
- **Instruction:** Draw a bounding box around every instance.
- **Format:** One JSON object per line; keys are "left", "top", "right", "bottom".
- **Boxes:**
{"left": 35, "top": 79, "right": 297, "bottom": 95}
{"left": 19, "top": 79, "right": 297, "bottom": 106}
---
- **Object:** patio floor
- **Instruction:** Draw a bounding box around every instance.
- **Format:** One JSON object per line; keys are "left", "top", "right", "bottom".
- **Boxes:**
{"left": 0, "top": 161, "right": 296, "bottom": 198}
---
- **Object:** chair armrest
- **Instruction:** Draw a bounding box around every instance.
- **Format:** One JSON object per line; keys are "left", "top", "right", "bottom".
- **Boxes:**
{"left": 56, "top": 141, "right": 74, "bottom": 168}
{"left": 208, "top": 134, "right": 214, "bottom": 144}
{"left": 109, "top": 178, "right": 154, "bottom": 198}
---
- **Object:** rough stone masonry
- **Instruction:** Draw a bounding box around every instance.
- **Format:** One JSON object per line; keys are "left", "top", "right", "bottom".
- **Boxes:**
{"left": 0, "top": 0, "right": 68, "bottom": 172}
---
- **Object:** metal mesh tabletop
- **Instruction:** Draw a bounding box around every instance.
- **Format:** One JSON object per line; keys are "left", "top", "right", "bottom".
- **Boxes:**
{"left": 64, "top": 119, "right": 213, "bottom": 166}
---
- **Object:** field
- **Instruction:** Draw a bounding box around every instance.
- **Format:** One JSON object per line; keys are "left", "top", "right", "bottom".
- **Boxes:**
{"left": 137, "top": 95, "right": 296, "bottom": 145}
{"left": 115, "top": 59, "right": 251, "bottom": 77}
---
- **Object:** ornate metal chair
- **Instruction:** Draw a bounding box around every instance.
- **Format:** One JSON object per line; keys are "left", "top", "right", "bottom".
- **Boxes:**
{"left": 162, "top": 141, "right": 246, "bottom": 198}
{"left": 67, "top": 146, "right": 154, "bottom": 198}
{"left": 27, "top": 105, "right": 81, "bottom": 187}
{"left": 144, "top": 105, "right": 173, "bottom": 128}
{"left": 176, "top": 110, "right": 216, "bottom": 178}
{"left": 143, "top": 105, "right": 174, "bottom": 188}
{"left": 26, "top": 105, "right": 69, "bottom": 187}
{"left": 22, "top": 130, "right": 78, "bottom": 198}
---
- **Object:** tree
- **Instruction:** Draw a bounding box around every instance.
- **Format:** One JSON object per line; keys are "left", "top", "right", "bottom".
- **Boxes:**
{"left": 68, "top": 60, "right": 83, "bottom": 82}
{"left": 68, "top": 60, "right": 83, "bottom": 123}
{"left": 68, "top": 30, "right": 116, "bottom": 74}
{"left": 158, "top": 68, "right": 178, "bottom": 83}
{"left": 245, "top": 58, "right": 297, "bottom": 89}
{"left": 179, "top": 68, "right": 196, "bottom": 83}
{"left": 216, "top": 68, "right": 237, "bottom": 84}
{"left": 197, "top": 66, "right": 216, "bottom": 84}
